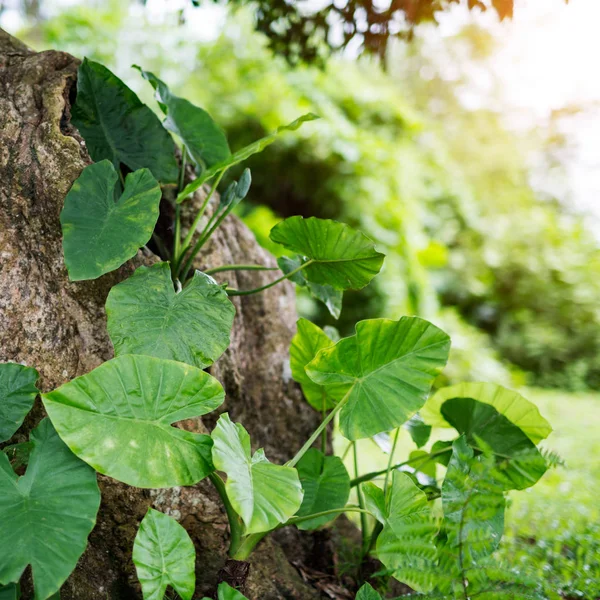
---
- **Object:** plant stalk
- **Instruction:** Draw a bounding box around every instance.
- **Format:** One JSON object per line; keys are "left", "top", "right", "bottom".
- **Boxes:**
{"left": 204, "top": 264, "right": 279, "bottom": 275}
{"left": 209, "top": 473, "right": 245, "bottom": 557}
{"left": 227, "top": 260, "right": 313, "bottom": 297}
{"left": 383, "top": 428, "right": 400, "bottom": 496}
{"left": 354, "top": 442, "right": 370, "bottom": 555}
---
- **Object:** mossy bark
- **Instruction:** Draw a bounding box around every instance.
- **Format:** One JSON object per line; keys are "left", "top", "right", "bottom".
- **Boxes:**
{"left": 0, "top": 28, "right": 333, "bottom": 599}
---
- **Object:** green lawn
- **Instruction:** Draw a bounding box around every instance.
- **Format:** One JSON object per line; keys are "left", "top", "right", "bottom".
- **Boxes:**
{"left": 335, "top": 388, "right": 600, "bottom": 599}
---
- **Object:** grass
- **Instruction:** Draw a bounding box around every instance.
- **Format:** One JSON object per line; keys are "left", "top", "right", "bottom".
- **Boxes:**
{"left": 334, "top": 387, "right": 600, "bottom": 599}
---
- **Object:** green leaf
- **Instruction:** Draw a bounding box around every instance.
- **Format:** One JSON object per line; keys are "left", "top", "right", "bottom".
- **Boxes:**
{"left": 441, "top": 437, "right": 506, "bottom": 568}
{"left": 61, "top": 160, "right": 162, "bottom": 281}
{"left": 42, "top": 355, "right": 223, "bottom": 488}
{"left": 0, "top": 363, "right": 38, "bottom": 442}
{"left": 440, "top": 397, "right": 547, "bottom": 490}
{"left": 72, "top": 58, "right": 178, "bottom": 183}
{"left": 408, "top": 450, "right": 436, "bottom": 481}
{"left": 135, "top": 67, "right": 230, "bottom": 169}
{"left": 355, "top": 583, "right": 382, "bottom": 600}
{"left": 106, "top": 263, "right": 235, "bottom": 368}
{"left": 270, "top": 217, "right": 384, "bottom": 291}
{"left": 0, "top": 419, "right": 100, "bottom": 600}
{"left": 201, "top": 582, "right": 248, "bottom": 600}
{"left": 211, "top": 413, "right": 303, "bottom": 534}
{"left": 278, "top": 256, "right": 342, "bottom": 319}
{"left": 371, "top": 471, "right": 438, "bottom": 593}
{"left": 404, "top": 413, "right": 432, "bottom": 449}
{"left": 422, "top": 382, "right": 551, "bottom": 444}
{"left": 306, "top": 317, "right": 450, "bottom": 440}
{"left": 0, "top": 584, "right": 19, "bottom": 600}
{"left": 289, "top": 319, "right": 336, "bottom": 411}
{"left": 294, "top": 448, "right": 350, "bottom": 530}
{"left": 177, "top": 113, "right": 318, "bottom": 203}
{"left": 133, "top": 508, "right": 195, "bottom": 600}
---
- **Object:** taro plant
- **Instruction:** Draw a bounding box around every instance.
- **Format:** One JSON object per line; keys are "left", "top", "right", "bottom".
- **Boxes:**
{"left": 0, "top": 57, "right": 557, "bottom": 600}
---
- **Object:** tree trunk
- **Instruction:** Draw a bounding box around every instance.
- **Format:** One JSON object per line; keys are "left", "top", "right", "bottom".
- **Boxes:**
{"left": 0, "top": 29, "right": 334, "bottom": 599}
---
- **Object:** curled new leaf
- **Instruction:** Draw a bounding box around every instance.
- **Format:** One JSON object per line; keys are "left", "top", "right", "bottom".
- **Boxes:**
{"left": 133, "top": 509, "right": 196, "bottom": 600}
{"left": 211, "top": 413, "right": 303, "bottom": 534}
{"left": 106, "top": 263, "right": 235, "bottom": 368}
{"left": 72, "top": 58, "right": 178, "bottom": 183}
{"left": 306, "top": 317, "right": 450, "bottom": 440}
{"left": 0, "top": 419, "right": 100, "bottom": 600}
{"left": 0, "top": 363, "right": 38, "bottom": 443}
{"left": 294, "top": 448, "right": 350, "bottom": 530}
{"left": 356, "top": 583, "right": 382, "bottom": 600}
{"left": 270, "top": 217, "right": 384, "bottom": 290}
{"left": 42, "top": 355, "right": 223, "bottom": 488}
{"left": 177, "top": 113, "right": 318, "bottom": 203}
{"left": 61, "top": 160, "right": 162, "bottom": 281}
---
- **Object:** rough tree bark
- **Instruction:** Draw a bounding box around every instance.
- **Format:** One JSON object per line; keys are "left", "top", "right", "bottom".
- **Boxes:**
{"left": 0, "top": 29, "right": 346, "bottom": 599}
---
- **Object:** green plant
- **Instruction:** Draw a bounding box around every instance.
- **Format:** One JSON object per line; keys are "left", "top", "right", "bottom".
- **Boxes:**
{"left": 0, "top": 58, "right": 556, "bottom": 600}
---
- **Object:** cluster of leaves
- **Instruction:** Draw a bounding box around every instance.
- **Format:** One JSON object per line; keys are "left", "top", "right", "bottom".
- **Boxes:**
{"left": 0, "top": 55, "right": 555, "bottom": 600}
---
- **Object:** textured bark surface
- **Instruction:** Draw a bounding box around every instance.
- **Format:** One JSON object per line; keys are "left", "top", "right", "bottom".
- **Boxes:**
{"left": 0, "top": 29, "right": 329, "bottom": 599}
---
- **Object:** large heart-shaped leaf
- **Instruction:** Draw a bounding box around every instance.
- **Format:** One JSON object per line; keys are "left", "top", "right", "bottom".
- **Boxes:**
{"left": 306, "top": 317, "right": 450, "bottom": 440}
{"left": 0, "top": 419, "right": 100, "bottom": 600}
{"left": 106, "top": 263, "right": 235, "bottom": 368}
{"left": 363, "top": 472, "right": 437, "bottom": 593}
{"left": 278, "top": 256, "right": 342, "bottom": 319}
{"left": 270, "top": 217, "right": 384, "bottom": 290}
{"left": 0, "top": 584, "right": 19, "bottom": 600}
{"left": 294, "top": 448, "right": 350, "bottom": 530}
{"left": 0, "top": 363, "right": 38, "bottom": 442}
{"left": 441, "top": 437, "right": 506, "bottom": 573}
{"left": 290, "top": 319, "right": 337, "bottom": 411}
{"left": 404, "top": 414, "right": 432, "bottom": 449}
{"left": 133, "top": 508, "right": 195, "bottom": 600}
{"left": 42, "top": 355, "right": 223, "bottom": 487}
{"left": 72, "top": 58, "right": 178, "bottom": 183}
{"left": 211, "top": 414, "right": 303, "bottom": 534}
{"left": 422, "top": 382, "right": 551, "bottom": 444}
{"left": 177, "top": 113, "right": 318, "bottom": 203}
{"left": 135, "top": 67, "right": 230, "bottom": 169}
{"left": 61, "top": 160, "right": 162, "bottom": 281}
{"left": 440, "top": 397, "right": 547, "bottom": 490}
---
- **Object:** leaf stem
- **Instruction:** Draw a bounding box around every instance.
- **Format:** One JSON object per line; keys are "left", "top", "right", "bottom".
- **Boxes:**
{"left": 286, "top": 389, "right": 348, "bottom": 468}
{"left": 321, "top": 390, "right": 328, "bottom": 455}
{"left": 209, "top": 473, "right": 245, "bottom": 557}
{"left": 204, "top": 264, "right": 279, "bottom": 275}
{"left": 350, "top": 446, "right": 452, "bottom": 487}
{"left": 383, "top": 428, "right": 400, "bottom": 496}
{"left": 227, "top": 260, "right": 313, "bottom": 297}
{"left": 354, "top": 442, "right": 370, "bottom": 555}
{"left": 284, "top": 506, "right": 373, "bottom": 528}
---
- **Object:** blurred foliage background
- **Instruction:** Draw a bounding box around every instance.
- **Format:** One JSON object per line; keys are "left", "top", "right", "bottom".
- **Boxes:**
{"left": 3, "top": 0, "right": 599, "bottom": 597}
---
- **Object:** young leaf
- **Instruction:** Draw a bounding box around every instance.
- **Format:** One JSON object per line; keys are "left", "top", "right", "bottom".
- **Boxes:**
{"left": 201, "top": 582, "right": 248, "bottom": 600}
{"left": 278, "top": 256, "right": 342, "bottom": 319}
{"left": 306, "top": 317, "right": 450, "bottom": 440}
{"left": 294, "top": 448, "right": 350, "bottom": 530}
{"left": 404, "top": 413, "right": 432, "bottom": 449}
{"left": 355, "top": 583, "right": 382, "bottom": 600}
{"left": 133, "top": 509, "right": 196, "bottom": 600}
{"left": 0, "top": 363, "right": 38, "bottom": 442}
{"left": 0, "top": 419, "right": 100, "bottom": 600}
{"left": 42, "top": 355, "right": 223, "bottom": 488}
{"left": 106, "top": 263, "right": 235, "bottom": 369}
{"left": 177, "top": 113, "right": 318, "bottom": 203}
{"left": 441, "top": 437, "right": 506, "bottom": 570}
{"left": 422, "top": 382, "right": 551, "bottom": 444}
{"left": 408, "top": 450, "right": 436, "bottom": 481}
{"left": 440, "top": 397, "right": 547, "bottom": 490}
{"left": 135, "top": 67, "right": 230, "bottom": 169}
{"left": 72, "top": 58, "right": 178, "bottom": 183}
{"left": 270, "top": 217, "right": 384, "bottom": 290}
{"left": 61, "top": 160, "right": 162, "bottom": 281}
{"left": 211, "top": 413, "right": 303, "bottom": 534}
{"left": 368, "top": 471, "right": 438, "bottom": 593}
{"left": 289, "top": 319, "right": 337, "bottom": 411}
